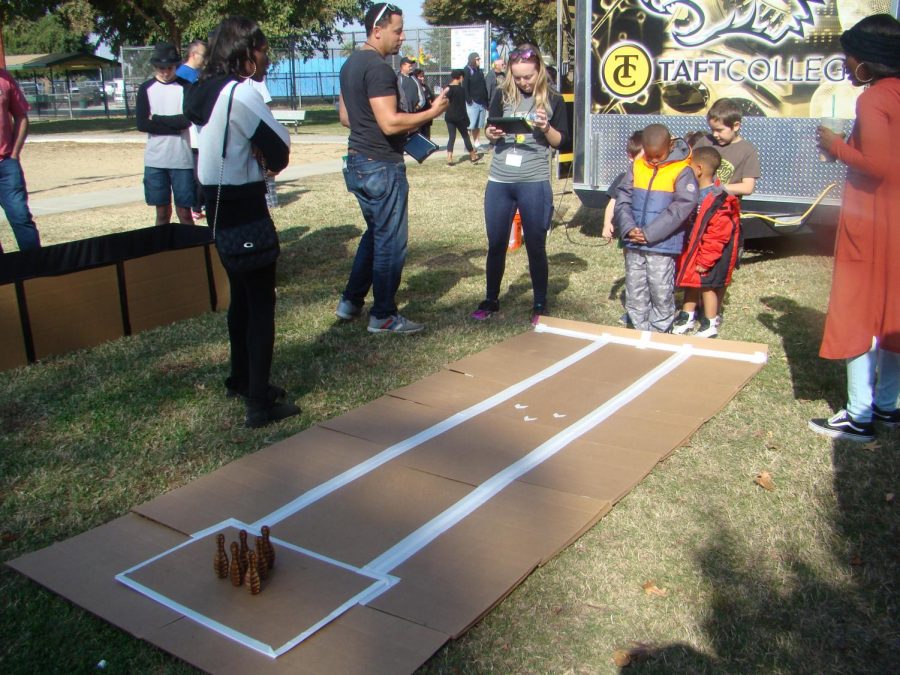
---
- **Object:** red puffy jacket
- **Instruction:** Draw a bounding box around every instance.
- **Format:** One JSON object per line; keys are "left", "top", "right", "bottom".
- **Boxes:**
{"left": 676, "top": 187, "right": 741, "bottom": 288}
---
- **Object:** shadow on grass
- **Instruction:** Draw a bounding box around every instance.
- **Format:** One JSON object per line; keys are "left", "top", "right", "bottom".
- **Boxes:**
{"left": 504, "top": 251, "right": 589, "bottom": 309}
{"left": 625, "top": 432, "right": 900, "bottom": 674}
{"left": 740, "top": 232, "right": 835, "bottom": 267}
{"left": 757, "top": 295, "right": 843, "bottom": 412}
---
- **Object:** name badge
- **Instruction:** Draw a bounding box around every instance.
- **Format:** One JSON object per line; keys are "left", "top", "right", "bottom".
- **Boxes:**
{"left": 505, "top": 153, "right": 523, "bottom": 168}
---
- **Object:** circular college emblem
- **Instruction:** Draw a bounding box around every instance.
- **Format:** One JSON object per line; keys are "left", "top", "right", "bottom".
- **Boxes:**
{"left": 600, "top": 42, "right": 653, "bottom": 100}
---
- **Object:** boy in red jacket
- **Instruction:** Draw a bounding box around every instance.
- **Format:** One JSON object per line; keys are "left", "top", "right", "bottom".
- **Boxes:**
{"left": 671, "top": 146, "right": 741, "bottom": 338}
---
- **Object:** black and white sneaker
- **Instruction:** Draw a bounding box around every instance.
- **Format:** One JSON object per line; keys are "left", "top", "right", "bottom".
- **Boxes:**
{"left": 671, "top": 310, "right": 695, "bottom": 335}
{"left": 695, "top": 316, "right": 719, "bottom": 338}
{"left": 872, "top": 405, "right": 900, "bottom": 427}
{"left": 808, "top": 410, "right": 875, "bottom": 442}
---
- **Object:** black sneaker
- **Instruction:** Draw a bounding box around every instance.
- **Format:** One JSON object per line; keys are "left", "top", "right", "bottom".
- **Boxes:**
{"left": 531, "top": 303, "right": 547, "bottom": 324}
{"left": 808, "top": 410, "right": 875, "bottom": 442}
{"left": 245, "top": 400, "right": 301, "bottom": 428}
{"left": 872, "top": 405, "right": 900, "bottom": 427}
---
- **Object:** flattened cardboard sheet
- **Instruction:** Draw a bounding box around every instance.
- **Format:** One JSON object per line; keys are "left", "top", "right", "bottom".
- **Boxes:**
{"left": 388, "top": 369, "right": 507, "bottom": 410}
{"left": 23, "top": 265, "right": 123, "bottom": 360}
{"left": 144, "top": 604, "right": 448, "bottom": 674}
{"left": 519, "top": 438, "right": 662, "bottom": 504}
{"left": 120, "top": 523, "right": 390, "bottom": 657}
{"left": 7, "top": 514, "right": 185, "bottom": 637}
{"left": 134, "top": 427, "right": 386, "bottom": 535}
{"left": 9, "top": 317, "right": 767, "bottom": 673}
{"left": 274, "top": 464, "right": 474, "bottom": 569}
{"left": 124, "top": 248, "right": 211, "bottom": 333}
{"left": 369, "top": 481, "right": 610, "bottom": 636}
{"left": 0, "top": 283, "right": 27, "bottom": 370}
{"left": 317, "top": 395, "right": 454, "bottom": 447}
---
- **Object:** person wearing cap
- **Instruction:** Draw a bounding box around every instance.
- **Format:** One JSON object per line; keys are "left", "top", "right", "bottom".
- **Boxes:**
{"left": 0, "top": 65, "right": 40, "bottom": 251}
{"left": 136, "top": 42, "right": 195, "bottom": 226}
{"left": 809, "top": 14, "right": 900, "bottom": 442}
{"left": 397, "top": 56, "right": 422, "bottom": 113}
{"left": 463, "top": 52, "right": 488, "bottom": 149}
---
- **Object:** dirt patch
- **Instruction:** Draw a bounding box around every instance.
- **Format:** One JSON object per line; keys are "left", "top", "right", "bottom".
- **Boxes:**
{"left": 19, "top": 141, "right": 346, "bottom": 200}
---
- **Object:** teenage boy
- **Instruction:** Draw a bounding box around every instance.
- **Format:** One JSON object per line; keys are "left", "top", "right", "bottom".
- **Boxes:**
{"left": 613, "top": 124, "right": 698, "bottom": 332}
{"left": 672, "top": 146, "right": 741, "bottom": 338}
{"left": 136, "top": 43, "right": 194, "bottom": 226}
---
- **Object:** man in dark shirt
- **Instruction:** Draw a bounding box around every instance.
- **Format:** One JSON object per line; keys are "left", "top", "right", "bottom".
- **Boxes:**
{"left": 336, "top": 3, "right": 448, "bottom": 334}
{"left": 463, "top": 52, "right": 488, "bottom": 149}
{"left": 397, "top": 57, "right": 421, "bottom": 113}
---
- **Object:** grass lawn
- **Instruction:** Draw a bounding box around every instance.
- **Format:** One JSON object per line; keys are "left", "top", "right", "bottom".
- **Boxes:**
{"left": 1, "top": 158, "right": 897, "bottom": 673}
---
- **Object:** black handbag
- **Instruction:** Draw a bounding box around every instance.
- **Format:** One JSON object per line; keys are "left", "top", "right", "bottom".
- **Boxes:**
{"left": 212, "top": 82, "right": 280, "bottom": 273}
{"left": 214, "top": 217, "right": 280, "bottom": 272}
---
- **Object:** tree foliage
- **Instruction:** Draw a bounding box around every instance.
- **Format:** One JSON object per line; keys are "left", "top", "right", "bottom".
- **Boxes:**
{"left": 422, "top": 0, "right": 557, "bottom": 57}
{"left": 4, "top": 0, "right": 372, "bottom": 54}
{"left": 4, "top": 13, "right": 93, "bottom": 55}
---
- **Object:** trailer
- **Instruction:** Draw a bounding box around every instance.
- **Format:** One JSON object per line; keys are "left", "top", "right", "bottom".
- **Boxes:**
{"left": 557, "top": 0, "right": 899, "bottom": 237}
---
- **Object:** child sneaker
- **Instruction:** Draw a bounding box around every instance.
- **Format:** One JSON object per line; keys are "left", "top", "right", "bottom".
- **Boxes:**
{"left": 695, "top": 316, "right": 718, "bottom": 338}
{"left": 671, "top": 311, "right": 696, "bottom": 335}
{"left": 367, "top": 314, "right": 424, "bottom": 334}
{"left": 808, "top": 409, "right": 875, "bottom": 442}
{"left": 872, "top": 404, "right": 900, "bottom": 427}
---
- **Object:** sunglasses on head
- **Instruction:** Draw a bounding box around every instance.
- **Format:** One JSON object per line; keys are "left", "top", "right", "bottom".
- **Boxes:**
{"left": 372, "top": 3, "right": 399, "bottom": 26}
{"left": 509, "top": 48, "right": 538, "bottom": 63}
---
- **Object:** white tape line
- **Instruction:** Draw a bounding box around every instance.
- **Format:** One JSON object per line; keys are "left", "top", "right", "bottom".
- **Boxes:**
{"left": 115, "top": 574, "right": 278, "bottom": 658}
{"left": 364, "top": 350, "right": 692, "bottom": 575}
{"left": 534, "top": 323, "right": 767, "bottom": 364}
{"left": 254, "top": 337, "right": 610, "bottom": 527}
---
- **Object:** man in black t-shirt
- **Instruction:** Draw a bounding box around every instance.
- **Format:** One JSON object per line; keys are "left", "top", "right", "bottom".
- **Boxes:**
{"left": 336, "top": 3, "right": 448, "bottom": 334}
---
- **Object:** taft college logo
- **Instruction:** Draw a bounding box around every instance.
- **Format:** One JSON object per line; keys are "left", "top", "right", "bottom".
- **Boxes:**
{"left": 601, "top": 42, "right": 654, "bottom": 100}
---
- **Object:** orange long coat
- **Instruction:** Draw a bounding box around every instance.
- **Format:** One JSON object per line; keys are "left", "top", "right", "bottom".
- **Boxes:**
{"left": 820, "top": 77, "right": 900, "bottom": 360}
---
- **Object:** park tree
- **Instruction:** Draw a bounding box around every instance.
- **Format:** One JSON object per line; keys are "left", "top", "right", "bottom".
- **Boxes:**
{"left": 422, "top": 0, "right": 557, "bottom": 57}
{"left": 4, "top": 0, "right": 372, "bottom": 53}
{"left": 4, "top": 13, "right": 93, "bottom": 54}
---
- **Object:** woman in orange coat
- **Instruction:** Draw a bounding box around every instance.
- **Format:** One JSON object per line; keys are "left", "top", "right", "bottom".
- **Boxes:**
{"left": 809, "top": 14, "right": 900, "bottom": 442}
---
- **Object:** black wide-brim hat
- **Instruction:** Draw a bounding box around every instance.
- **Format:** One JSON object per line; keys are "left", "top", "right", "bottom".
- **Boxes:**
{"left": 150, "top": 43, "right": 181, "bottom": 67}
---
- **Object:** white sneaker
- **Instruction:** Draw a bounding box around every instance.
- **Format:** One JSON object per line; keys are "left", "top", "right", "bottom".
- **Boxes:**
{"left": 671, "top": 311, "right": 696, "bottom": 335}
{"left": 695, "top": 316, "right": 719, "bottom": 338}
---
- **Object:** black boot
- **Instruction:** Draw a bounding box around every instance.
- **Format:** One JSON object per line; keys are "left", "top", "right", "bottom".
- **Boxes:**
{"left": 226, "top": 377, "right": 286, "bottom": 403}
{"left": 245, "top": 400, "right": 300, "bottom": 428}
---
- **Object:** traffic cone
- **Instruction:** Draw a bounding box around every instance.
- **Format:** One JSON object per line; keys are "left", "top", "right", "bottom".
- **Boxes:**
{"left": 508, "top": 210, "right": 523, "bottom": 251}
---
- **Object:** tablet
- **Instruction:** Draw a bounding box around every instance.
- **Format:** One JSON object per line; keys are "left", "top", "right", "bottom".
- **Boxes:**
{"left": 404, "top": 132, "right": 439, "bottom": 163}
{"left": 487, "top": 116, "right": 533, "bottom": 134}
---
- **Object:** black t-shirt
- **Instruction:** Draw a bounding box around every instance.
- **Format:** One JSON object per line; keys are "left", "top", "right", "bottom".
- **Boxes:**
{"left": 445, "top": 84, "right": 468, "bottom": 125}
{"left": 340, "top": 49, "right": 404, "bottom": 161}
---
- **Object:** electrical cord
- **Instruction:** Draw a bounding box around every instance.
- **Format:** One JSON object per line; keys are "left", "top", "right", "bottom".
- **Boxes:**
{"left": 740, "top": 182, "right": 838, "bottom": 235}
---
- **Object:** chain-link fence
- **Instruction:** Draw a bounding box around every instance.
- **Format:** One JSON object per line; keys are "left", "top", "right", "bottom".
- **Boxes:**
{"left": 119, "top": 24, "right": 491, "bottom": 112}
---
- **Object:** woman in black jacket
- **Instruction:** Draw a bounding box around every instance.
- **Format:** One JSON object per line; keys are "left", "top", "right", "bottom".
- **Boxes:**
{"left": 185, "top": 17, "right": 299, "bottom": 428}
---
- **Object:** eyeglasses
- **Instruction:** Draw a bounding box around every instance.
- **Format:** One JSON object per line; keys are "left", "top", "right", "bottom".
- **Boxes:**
{"left": 509, "top": 48, "right": 538, "bottom": 63}
{"left": 372, "top": 3, "right": 399, "bottom": 26}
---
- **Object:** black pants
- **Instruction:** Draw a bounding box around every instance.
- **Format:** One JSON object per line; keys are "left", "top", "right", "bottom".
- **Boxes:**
{"left": 225, "top": 261, "right": 277, "bottom": 405}
{"left": 446, "top": 120, "right": 473, "bottom": 153}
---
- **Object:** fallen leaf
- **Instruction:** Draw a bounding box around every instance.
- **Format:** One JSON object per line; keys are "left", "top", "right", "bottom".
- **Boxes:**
{"left": 1, "top": 532, "right": 18, "bottom": 543}
{"left": 861, "top": 441, "right": 882, "bottom": 451}
{"left": 885, "top": 493, "right": 895, "bottom": 504}
{"left": 755, "top": 471, "right": 776, "bottom": 491}
{"left": 612, "top": 650, "right": 632, "bottom": 667}
{"left": 642, "top": 580, "right": 668, "bottom": 597}
{"left": 850, "top": 554, "right": 864, "bottom": 567}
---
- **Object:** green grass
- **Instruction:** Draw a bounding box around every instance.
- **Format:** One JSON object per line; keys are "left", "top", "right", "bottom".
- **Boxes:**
{"left": 1, "top": 159, "right": 898, "bottom": 674}
{"left": 28, "top": 117, "right": 138, "bottom": 134}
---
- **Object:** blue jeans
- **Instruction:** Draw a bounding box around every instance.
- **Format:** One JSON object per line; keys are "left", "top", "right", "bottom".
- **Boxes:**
{"left": 483, "top": 180, "right": 553, "bottom": 306}
{"left": 0, "top": 157, "right": 40, "bottom": 251}
{"left": 846, "top": 342, "right": 900, "bottom": 422}
{"left": 342, "top": 153, "right": 409, "bottom": 319}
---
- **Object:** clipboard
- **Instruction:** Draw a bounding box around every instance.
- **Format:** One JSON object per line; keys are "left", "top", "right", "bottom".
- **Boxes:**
{"left": 487, "top": 116, "right": 533, "bottom": 134}
{"left": 404, "top": 132, "right": 439, "bottom": 163}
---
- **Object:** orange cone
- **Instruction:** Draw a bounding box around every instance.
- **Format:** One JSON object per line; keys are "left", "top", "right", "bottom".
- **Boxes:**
{"left": 508, "top": 210, "right": 523, "bottom": 251}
